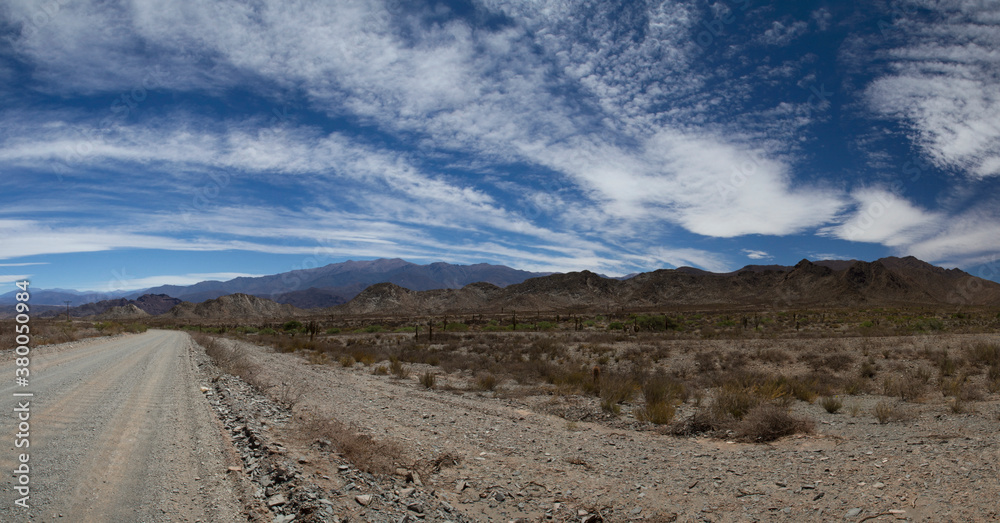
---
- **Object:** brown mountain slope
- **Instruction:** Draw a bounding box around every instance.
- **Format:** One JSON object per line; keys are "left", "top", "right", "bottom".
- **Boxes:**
{"left": 96, "top": 304, "right": 151, "bottom": 320}
{"left": 164, "top": 293, "right": 300, "bottom": 319}
{"left": 330, "top": 256, "right": 1000, "bottom": 315}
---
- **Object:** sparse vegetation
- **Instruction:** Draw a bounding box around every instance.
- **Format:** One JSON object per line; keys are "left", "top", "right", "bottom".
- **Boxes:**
{"left": 820, "top": 396, "right": 843, "bottom": 414}
{"left": 167, "top": 305, "right": 1000, "bottom": 449}
{"left": 735, "top": 403, "right": 813, "bottom": 442}
{"left": 874, "top": 400, "right": 908, "bottom": 424}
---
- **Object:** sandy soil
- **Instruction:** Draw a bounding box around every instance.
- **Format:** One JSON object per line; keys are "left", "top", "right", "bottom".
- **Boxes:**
{"left": 215, "top": 331, "right": 1000, "bottom": 522}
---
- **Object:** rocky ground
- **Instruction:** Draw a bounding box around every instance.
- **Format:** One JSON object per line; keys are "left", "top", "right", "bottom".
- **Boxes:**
{"left": 195, "top": 332, "right": 1000, "bottom": 522}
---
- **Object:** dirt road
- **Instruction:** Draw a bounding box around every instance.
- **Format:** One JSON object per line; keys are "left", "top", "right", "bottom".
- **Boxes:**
{"left": 0, "top": 330, "right": 247, "bottom": 522}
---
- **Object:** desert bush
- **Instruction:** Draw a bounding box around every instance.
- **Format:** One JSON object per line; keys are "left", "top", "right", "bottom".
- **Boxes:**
{"left": 949, "top": 397, "right": 967, "bottom": 414}
{"left": 882, "top": 370, "right": 926, "bottom": 402}
{"left": 801, "top": 351, "right": 854, "bottom": 373}
{"left": 302, "top": 418, "right": 404, "bottom": 474}
{"left": 307, "top": 351, "right": 329, "bottom": 365}
{"left": 635, "top": 373, "right": 682, "bottom": 425}
{"left": 842, "top": 378, "right": 866, "bottom": 395}
{"left": 475, "top": 373, "right": 499, "bottom": 391}
{"left": 389, "top": 358, "right": 410, "bottom": 379}
{"left": 735, "top": 403, "right": 813, "bottom": 442}
{"left": 858, "top": 358, "right": 878, "bottom": 378}
{"left": 693, "top": 351, "right": 717, "bottom": 372}
{"left": 282, "top": 320, "right": 303, "bottom": 332}
{"left": 636, "top": 400, "right": 675, "bottom": 425}
{"left": 987, "top": 364, "right": 1000, "bottom": 393}
{"left": 711, "top": 383, "right": 761, "bottom": 421}
{"left": 599, "top": 372, "right": 635, "bottom": 414}
{"left": 373, "top": 365, "right": 388, "bottom": 375}
{"left": 339, "top": 355, "right": 356, "bottom": 367}
{"left": 753, "top": 348, "right": 791, "bottom": 364}
{"left": 420, "top": 371, "right": 436, "bottom": 389}
{"left": 642, "top": 372, "right": 687, "bottom": 405}
{"left": 967, "top": 342, "right": 1000, "bottom": 368}
{"left": 274, "top": 381, "right": 305, "bottom": 409}
{"left": 820, "top": 396, "right": 843, "bottom": 414}
{"left": 354, "top": 352, "right": 378, "bottom": 366}
{"left": 936, "top": 352, "right": 958, "bottom": 376}
{"left": 444, "top": 322, "right": 469, "bottom": 332}
{"left": 873, "top": 400, "right": 907, "bottom": 424}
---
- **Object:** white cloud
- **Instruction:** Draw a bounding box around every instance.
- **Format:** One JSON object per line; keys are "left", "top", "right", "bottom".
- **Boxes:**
{"left": 641, "top": 247, "right": 732, "bottom": 274}
{"left": 0, "top": 274, "right": 32, "bottom": 286}
{"left": 759, "top": 20, "right": 809, "bottom": 46}
{"left": 811, "top": 8, "right": 832, "bottom": 31}
{"left": 742, "top": 249, "right": 771, "bottom": 260}
{"left": 820, "top": 189, "right": 944, "bottom": 246}
{"left": 904, "top": 210, "right": 1000, "bottom": 266}
{"left": 865, "top": 2, "right": 1000, "bottom": 178}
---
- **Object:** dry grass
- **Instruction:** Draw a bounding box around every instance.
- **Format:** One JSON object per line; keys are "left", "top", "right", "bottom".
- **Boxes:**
{"left": 475, "top": 373, "right": 499, "bottom": 391}
{"left": 599, "top": 372, "right": 635, "bottom": 414}
{"left": 420, "top": 371, "right": 436, "bottom": 389}
{"left": 819, "top": 396, "right": 843, "bottom": 414}
{"left": 735, "top": 403, "right": 813, "bottom": 442}
{"left": 873, "top": 400, "right": 909, "bottom": 424}
{"left": 301, "top": 417, "right": 405, "bottom": 475}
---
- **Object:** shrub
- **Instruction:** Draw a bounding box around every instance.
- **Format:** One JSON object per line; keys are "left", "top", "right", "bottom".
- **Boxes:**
{"left": 607, "top": 322, "right": 625, "bottom": 331}
{"left": 476, "top": 373, "right": 498, "bottom": 391}
{"left": 389, "top": 359, "right": 410, "bottom": 379}
{"left": 735, "top": 403, "right": 813, "bottom": 442}
{"left": 820, "top": 396, "right": 843, "bottom": 414}
{"left": 282, "top": 320, "right": 303, "bottom": 332}
{"left": 937, "top": 352, "right": 958, "bottom": 376}
{"left": 599, "top": 373, "right": 635, "bottom": 414}
{"left": 307, "top": 351, "right": 329, "bottom": 365}
{"left": 711, "top": 383, "right": 761, "bottom": 421}
{"left": 420, "top": 371, "right": 436, "bottom": 389}
{"left": 373, "top": 365, "right": 388, "bottom": 375}
{"left": 444, "top": 322, "right": 469, "bottom": 332}
{"left": 987, "top": 364, "right": 1000, "bottom": 393}
{"left": 883, "top": 370, "right": 927, "bottom": 401}
{"left": 636, "top": 373, "right": 682, "bottom": 425}
{"left": 339, "top": 355, "right": 356, "bottom": 368}
{"left": 636, "top": 401, "right": 675, "bottom": 425}
{"left": 967, "top": 342, "right": 1000, "bottom": 368}
{"left": 325, "top": 327, "right": 341, "bottom": 334}
{"left": 873, "top": 400, "right": 906, "bottom": 424}
{"left": 859, "top": 359, "right": 878, "bottom": 378}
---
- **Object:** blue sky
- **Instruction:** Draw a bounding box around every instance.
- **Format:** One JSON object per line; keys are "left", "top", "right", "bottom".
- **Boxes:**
{"left": 2, "top": 0, "right": 1000, "bottom": 294}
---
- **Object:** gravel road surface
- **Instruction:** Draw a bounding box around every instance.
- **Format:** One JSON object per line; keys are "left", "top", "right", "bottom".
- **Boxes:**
{"left": 0, "top": 330, "right": 246, "bottom": 522}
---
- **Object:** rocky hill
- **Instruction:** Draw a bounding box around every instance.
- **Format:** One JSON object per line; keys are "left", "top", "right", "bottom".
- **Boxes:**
{"left": 332, "top": 257, "right": 1000, "bottom": 315}
{"left": 38, "top": 293, "right": 182, "bottom": 318}
{"left": 164, "top": 293, "right": 300, "bottom": 319}
{"left": 96, "top": 304, "right": 151, "bottom": 320}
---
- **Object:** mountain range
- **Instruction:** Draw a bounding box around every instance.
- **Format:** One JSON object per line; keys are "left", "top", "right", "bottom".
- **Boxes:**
{"left": 5, "top": 256, "right": 999, "bottom": 320}
{"left": 334, "top": 257, "right": 1000, "bottom": 315}
{"left": 1, "top": 259, "right": 544, "bottom": 308}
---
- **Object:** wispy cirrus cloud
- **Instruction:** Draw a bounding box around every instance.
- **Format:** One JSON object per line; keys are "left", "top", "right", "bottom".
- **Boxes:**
{"left": 865, "top": 0, "right": 1000, "bottom": 178}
